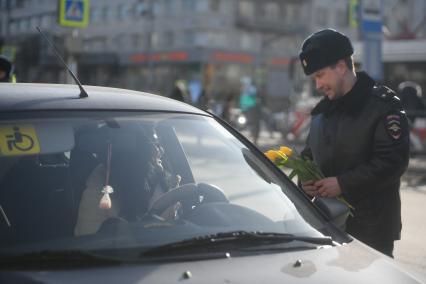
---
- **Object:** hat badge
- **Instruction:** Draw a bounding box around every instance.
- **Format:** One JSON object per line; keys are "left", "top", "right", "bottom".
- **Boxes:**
{"left": 302, "top": 59, "right": 307, "bottom": 67}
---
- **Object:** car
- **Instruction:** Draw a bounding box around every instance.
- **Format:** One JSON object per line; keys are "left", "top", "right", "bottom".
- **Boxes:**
{"left": 0, "top": 82, "right": 424, "bottom": 284}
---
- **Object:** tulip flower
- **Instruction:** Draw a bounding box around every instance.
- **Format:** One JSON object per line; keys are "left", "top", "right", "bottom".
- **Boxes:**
{"left": 265, "top": 145, "right": 354, "bottom": 214}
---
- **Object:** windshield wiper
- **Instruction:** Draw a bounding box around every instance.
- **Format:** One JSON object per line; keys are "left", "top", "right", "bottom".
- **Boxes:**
{"left": 142, "top": 231, "right": 333, "bottom": 257}
{"left": 0, "top": 249, "right": 121, "bottom": 268}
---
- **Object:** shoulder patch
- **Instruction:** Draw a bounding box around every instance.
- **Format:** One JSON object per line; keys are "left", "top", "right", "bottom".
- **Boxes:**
{"left": 372, "top": 85, "right": 403, "bottom": 112}
{"left": 372, "top": 85, "right": 398, "bottom": 101}
{"left": 385, "top": 112, "right": 403, "bottom": 140}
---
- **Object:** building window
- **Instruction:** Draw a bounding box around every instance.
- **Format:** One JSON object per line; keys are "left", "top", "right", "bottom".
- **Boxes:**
{"left": 196, "top": 0, "right": 209, "bottom": 12}
{"left": 101, "top": 6, "right": 108, "bottom": 21}
{"left": 151, "top": 32, "right": 159, "bottom": 48}
{"left": 152, "top": 1, "right": 161, "bottom": 15}
{"left": 184, "top": 31, "right": 195, "bottom": 46}
{"left": 209, "top": 0, "right": 220, "bottom": 12}
{"left": 22, "top": 0, "right": 31, "bottom": 7}
{"left": 164, "top": 31, "right": 175, "bottom": 47}
{"left": 210, "top": 31, "right": 226, "bottom": 48}
{"left": 40, "top": 13, "right": 52, "bottom": 28}
{"left": 194, "top": 31, "right": 208, "bottom": 47}
{"left": 336, "top": 8, "right": 348, "bottom": 27}
{"left": 240, "top": 32, "right": 253, "bottom": 50}
{"left": 135, "top": 2, "right": 150, "bottom": 17}
{"left": 263, "top": 2, "right": 279, "bottom": 20}
{"left": 103, "top": 6, "right": 115, "bottom": 22}
{"left": 284, "top": 4, "right": 296, "bottom": 26}
{"left": 164, "top": 0, "right": 177, "bottom": 14}
{"left": 19, "top": 18, "right": 30, "bottom": 32}
{"left": 143, "top": 33, "right": 151, "bottom": 49}
{"left": 118, "top": 4, "right": 132, "bottom": 20}
{"left": 9, "top": 21, "right": 18, "bottom": 34}
{"left": 132, "top": 34, "right": 144, "bottom": 50}
{"left": 91, "top": 7, "right": 102, "bottom": 24}
{"left": 239, "top": 0, "right": 254, "bottom": 18}
{"left": 122, "top": 35, "right": 133, "bottom": 51}
{"left": 91, "top": 37, "right": 107, "bottom": 52}
{"left": 29, "top": 16, "right": 39, "bottom": 30}
{"left": 182, "top": 0, "right": 196, "bottom": 11}
{"left": 9, "top": 0, "right": 17, "bottom": 9}
{"left": 113, "top": 35, "right": 125, "bottom": 51}
{"left": 316, "top": 6, "right": 327, "bottom": 26}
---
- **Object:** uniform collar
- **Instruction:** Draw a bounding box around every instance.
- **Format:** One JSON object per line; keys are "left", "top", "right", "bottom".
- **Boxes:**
{"left": 311, "top": 72, "right": 375, "bottom": 116}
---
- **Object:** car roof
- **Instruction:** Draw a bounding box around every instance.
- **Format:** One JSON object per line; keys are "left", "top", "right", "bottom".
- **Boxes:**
{"left": 0, "top": 83, "right": 207, "bottom": 115}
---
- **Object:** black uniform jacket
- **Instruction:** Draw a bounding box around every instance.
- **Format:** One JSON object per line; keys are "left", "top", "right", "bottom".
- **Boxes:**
{"left": 303, "top": 72, "right": 410, "bottom": 242}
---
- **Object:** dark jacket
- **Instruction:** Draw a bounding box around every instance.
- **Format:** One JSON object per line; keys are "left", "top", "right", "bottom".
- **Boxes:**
{"left": 303, "top": 72, "right": 410, "bottom": 243}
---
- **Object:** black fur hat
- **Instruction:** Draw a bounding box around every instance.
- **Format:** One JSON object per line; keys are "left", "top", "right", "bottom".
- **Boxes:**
{"left": 299, "top": 29, "right": 354, "bottom": 75}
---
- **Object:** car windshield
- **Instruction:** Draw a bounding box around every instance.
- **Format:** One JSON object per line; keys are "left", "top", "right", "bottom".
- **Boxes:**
{"left": 0, "top": 111, "right": 331, "bottom": 260}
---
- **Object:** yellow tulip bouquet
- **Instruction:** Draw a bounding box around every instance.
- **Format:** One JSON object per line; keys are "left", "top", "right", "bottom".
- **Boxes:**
{"left": 264, "top": 146, "right": 354, "bottom": 214}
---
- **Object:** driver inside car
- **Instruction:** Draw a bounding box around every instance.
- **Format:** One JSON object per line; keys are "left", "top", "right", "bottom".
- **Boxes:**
{"left": 74, "top": 124, "right": 180, "bottom": 236}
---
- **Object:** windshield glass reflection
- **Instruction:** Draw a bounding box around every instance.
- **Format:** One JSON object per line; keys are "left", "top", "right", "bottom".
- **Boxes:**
{"left": 0, "top": 112, "right": 326, "bottom": 258}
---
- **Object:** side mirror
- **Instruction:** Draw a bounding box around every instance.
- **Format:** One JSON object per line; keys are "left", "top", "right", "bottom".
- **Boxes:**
{"left": 313, "top": 197, "right": 350, "bottom": 230}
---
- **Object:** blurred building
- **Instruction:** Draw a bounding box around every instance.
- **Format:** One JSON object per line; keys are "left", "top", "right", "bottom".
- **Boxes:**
{"left": 0, "top": 0, "right": 310, "bottom": 110}
{"left": 1, "top": 0, "right": 426, "bottom": 107}
{"left": 381, "top": 0, "right": 426, "bottom": 94}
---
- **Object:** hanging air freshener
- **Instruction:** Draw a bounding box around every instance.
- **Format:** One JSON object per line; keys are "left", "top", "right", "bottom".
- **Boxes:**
{"left": 99, "top": 185, "right": 114, "bottom": 210}
{"left": 99, "top": 142, "right": 114, "bottom": 210}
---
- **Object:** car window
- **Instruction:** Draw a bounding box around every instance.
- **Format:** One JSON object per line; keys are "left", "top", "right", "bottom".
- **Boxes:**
{"left": 0, "top": 111, "right": 328, "bottom": 258}
{"left": 170, "top": 117, "right": 321, "bottom": 229}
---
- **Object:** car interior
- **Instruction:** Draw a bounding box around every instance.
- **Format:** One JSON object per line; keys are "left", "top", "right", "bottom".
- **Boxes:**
{"left": 0, "top": 118, "right": 237, "bottom": 248}
{"left": 0, "top": 121, "right": 171, "bottom": 245}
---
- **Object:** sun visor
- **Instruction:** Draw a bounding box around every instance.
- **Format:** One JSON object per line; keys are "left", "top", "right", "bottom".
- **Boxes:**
{"left": 0, "top": 123, "right": 75, "bottom": 157}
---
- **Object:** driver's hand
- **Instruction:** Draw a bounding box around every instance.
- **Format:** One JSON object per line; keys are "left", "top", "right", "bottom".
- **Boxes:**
{"left": 160, "top": 202, "right": 182, "bottom": 220}
{"left": 301, "top": 180, "right": 318, "bottom": 197}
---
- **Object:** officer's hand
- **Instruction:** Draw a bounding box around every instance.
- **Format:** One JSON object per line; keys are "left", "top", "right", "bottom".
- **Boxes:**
{"left": 315, "top": 177, "right": 342, "bottom": 198}
{"left": 301, "top": 180, "right": 318, "bottom": 197}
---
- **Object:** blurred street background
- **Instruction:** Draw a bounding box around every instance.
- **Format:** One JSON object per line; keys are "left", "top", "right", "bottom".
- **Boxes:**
{"left": 1, "top": 0, "right": 426, "bottom": 281}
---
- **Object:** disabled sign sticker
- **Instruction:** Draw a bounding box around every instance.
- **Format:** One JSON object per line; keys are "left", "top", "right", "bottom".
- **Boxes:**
{"left": 0, "top": 125, "right": 41, "bottom": 156}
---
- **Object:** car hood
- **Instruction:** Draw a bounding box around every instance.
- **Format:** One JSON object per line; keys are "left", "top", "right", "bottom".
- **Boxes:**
{"left": 0, "top": 240, "right": 423, "bottom": 284}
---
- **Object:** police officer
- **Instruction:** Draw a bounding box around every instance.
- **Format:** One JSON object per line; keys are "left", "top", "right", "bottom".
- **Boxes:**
{"left": 298, "top": 29, "right": 409, "bottom": 257}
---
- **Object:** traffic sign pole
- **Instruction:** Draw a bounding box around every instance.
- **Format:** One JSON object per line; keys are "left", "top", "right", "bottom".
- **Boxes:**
{"left": 359, "top": 0, "right": 383, "bottom": 81}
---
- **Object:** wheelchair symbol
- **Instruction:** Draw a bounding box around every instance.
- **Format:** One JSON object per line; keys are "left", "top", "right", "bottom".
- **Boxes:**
{"left": 6, "top": 126, "right": 34, "bottom": 152}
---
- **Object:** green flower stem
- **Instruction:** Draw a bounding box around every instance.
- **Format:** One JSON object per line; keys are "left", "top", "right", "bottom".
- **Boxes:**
{"left": 272, "top": 149, "right": 355, "bottom": 217}
{"left": 275, "top": 152, "right": 354, "bottom": 216}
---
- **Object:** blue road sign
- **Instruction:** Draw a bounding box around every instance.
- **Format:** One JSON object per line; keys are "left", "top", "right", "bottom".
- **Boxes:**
{"left": 58, "top": 0, "right": 89, "bottom": 28}
{"left": 65, "top": 0, "right": 84, "bottom": 21}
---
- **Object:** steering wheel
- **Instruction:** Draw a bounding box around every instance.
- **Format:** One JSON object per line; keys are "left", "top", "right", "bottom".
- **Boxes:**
{"left": 146, "top": 182, "right": 229, "bottom": 217}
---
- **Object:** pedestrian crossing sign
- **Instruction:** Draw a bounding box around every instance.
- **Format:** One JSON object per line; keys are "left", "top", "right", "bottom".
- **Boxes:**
{"left": 58, "top": 0, "right": 89, "bottom": 28}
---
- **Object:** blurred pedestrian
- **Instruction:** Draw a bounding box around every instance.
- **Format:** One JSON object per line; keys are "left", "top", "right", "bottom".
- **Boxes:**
{"left": 0, "top": 55, "right": 14, "bottom": 83}
{"left": 298, "top": 29, "right": 410, "bottom": 257}
{"left": 239, "top": 77, "right": 260, "bottom": 144}
{"left": 169, "top": 80, "right": 191, "bottom": 104}
{"left": 221, "top": 92, "right": 236, "bottom": 123}
{"left": 196, "top": 88, "right": 211, "bottom": 111}
{"left": 397, "top": 81, "right": 425, "bottom": 123}
{"left": 258, "top": 87, "right": 275, "bottom": 138}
